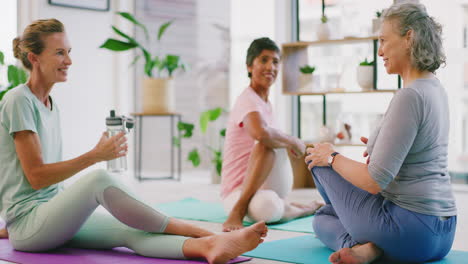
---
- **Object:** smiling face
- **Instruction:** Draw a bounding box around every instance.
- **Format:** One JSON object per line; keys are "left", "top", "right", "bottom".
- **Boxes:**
{"left": 32, "top": 32, "right": 72, "bottom": 84}
{"left": 378, "top": 19, "right": 411, "bottom": 75}
{"left": 247, "top": 49, "right": 280, "bottom": 89}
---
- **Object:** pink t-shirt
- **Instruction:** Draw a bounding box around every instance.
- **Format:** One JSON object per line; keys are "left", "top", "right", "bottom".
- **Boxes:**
{"left": 220, "top": 87, "right": 277, "bottom": 198}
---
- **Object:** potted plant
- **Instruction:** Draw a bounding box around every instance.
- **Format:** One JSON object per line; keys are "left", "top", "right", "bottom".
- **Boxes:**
{"left": 0, "top": 51, "right": 28, "bottom": 101}
{"left": 316, "top": 0, "right": 330, "bottom": 40}
{"left": 356, "top": 58, "right": 374, "bottom": 91}
{"left": 100, "top": 12, "right": 185, "bottom": 113}
{"left": 173, "top": 107, "right": 226, "bottom": 184}
{"left": 298, "top": 65, "right": 316, "bottom": 92}
{"left": 372, "top": 9, "right": 384, "bottom": 34}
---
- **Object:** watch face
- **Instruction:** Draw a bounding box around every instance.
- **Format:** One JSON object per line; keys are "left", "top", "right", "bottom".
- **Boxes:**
{"left": 328, "top": 155, "right": 333, "bottom": 166}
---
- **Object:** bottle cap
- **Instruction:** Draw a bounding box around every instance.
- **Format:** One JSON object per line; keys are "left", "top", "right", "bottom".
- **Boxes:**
{"left": 106, "top": 110, "right": 122, "bottom": 126}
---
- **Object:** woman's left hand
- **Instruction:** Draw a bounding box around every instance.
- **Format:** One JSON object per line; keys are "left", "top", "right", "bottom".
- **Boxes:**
{"left": 304, "top": 143, "right": 335, "bottom": 170}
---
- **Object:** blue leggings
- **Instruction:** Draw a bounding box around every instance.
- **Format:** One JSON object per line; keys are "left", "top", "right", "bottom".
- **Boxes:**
{"left": 311, "top": 167, "right": 456, "bottom": 263}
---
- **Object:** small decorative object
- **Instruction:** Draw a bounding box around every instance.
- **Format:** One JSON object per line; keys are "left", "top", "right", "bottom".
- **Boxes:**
{"left": 100, "top": 13, "right": 186, "bottom": 113}
{"left": 372, "top": 9, "right": 384, "bottom": 34}
{"left": 0, "top": 51, "right": 28, "bottom": 101}
{"left": 174, "top": 108, "right": 226, "bottom": 184}
{"left": 316, "top": 0, "right": 330, "bottom": 41}
{"left": 298, "top": 65, "right": 316, "bottom": 92}
{"left": 357, "top": 58, "right": 374, "bottom": 91}
{"left": 319, "top": 126, "right": 335, "bottom": 143}
{"left": 48, "top": 0, "right": 109, "bottom": 12}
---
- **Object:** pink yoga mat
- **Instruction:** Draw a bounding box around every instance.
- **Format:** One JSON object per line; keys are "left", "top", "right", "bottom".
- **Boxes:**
{"left": 0, "top": 239, "right": 251, "bottom": 264}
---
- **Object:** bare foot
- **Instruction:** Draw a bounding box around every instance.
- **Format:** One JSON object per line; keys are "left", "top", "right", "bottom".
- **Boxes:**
{"left": 205, "top": 221, "right": 268, "bottom": 264}
{"left": 222, "top": 207, "right": 247, "bottom": 232}
{"left": 0, "top": 228, "right": 8, "bottom": 239}
{"left": 282, "top": 200, "right": 324, "bottom": 222}
{"left": 329, "top": 243, "right": 383, "bottom": 264}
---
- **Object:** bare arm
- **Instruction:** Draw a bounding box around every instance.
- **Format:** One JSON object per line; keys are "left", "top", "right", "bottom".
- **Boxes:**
{"left": 15, "top": 130, "right": 127, "bottom": 190}
{"left": 243, "top": 111, "right": 305, "bottom": 158}
{"left": 305, "top": 142, "right": 381, "bottom": 194}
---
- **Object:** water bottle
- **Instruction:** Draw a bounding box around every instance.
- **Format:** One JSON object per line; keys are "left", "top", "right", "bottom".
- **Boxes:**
{"left": 106, "top": 110, "right": 134, "bottom": 173}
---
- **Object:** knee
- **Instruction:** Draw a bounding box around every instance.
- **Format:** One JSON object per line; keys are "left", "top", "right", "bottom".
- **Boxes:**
{"left": 252, "top": 142, "right": 275, "bottom": 159}
{"left": 247, "top": 190, "right": 284, "bottom": 223}
{"left": 83, "top": 169, "right": 120, "bottom": 189}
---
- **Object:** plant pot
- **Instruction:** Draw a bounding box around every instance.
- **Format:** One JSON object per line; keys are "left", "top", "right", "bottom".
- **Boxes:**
{"left": 142, "top": 78, "right": 175, "bottom": 113}
{"left": 372, "top": 18, "right": 382, "bottom": 34}
{"left": 316, "top": 23, "right": 330, "bottom": 41}
{"left": 356, "top": 66, "right": 374, "bottom": 91}
{"left": 211, "top": 168, "right": 221, "bottom": 184}
{"left": 298, "top": 73, "right": 313, "bottom": 92}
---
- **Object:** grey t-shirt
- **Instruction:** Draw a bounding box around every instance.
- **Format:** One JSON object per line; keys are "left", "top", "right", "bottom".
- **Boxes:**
{"left": 0, "top": 84, "right": 63, "bottom": 225}
{"left": 367, "top": 78, "right": 456, "bottom": 216}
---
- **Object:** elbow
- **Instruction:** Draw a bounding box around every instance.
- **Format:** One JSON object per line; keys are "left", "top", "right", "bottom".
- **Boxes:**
{"left": 25, "top": 173, "right": 43, "bottom": 190}
{"left": 367, "top": 183, "right": 382, "bottom": 195}
{"left": 252, "top": 130, "right": 271, "bottom": 143}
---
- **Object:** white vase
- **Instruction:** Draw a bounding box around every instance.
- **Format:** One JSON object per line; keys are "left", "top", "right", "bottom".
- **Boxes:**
{"left": 298, "top": 74, "right": 313, "bottom": 92}
{"left": 372, "top": 18, "right": 382, "bottom": 34}
{"left": 356, "top": 66, "right": 374, "bottom": 91}
{"left": 316, "top": 23, "right": 330, "bottom": 41}
{"left": 142, "top": 78, "right": 175, "bottom": 113}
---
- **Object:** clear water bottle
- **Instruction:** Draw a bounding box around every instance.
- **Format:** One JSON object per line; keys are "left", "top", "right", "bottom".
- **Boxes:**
{"left": 106, "top": 110, "right": 134, "bottom": 173}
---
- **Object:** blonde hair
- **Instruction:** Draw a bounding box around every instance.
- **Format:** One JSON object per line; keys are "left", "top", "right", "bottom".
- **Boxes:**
{"left": 13, "top": 18, "right": 65, "bottom": 70}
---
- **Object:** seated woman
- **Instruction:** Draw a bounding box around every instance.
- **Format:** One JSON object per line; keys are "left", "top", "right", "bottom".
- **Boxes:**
{"left": 305, "top": 3, "right": 457, "bottom": 264}
{"left": 0, "top": 18, "right": 267, "bottom": 264}
{"left": 221, "top": 37, "right": 322, "bottom": 232}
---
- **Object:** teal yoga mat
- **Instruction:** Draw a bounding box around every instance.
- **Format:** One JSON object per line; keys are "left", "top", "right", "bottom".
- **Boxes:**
{"left": 244, "top": 235, "right": 467, "bottom": 264}
{"left": 155, "top": 198, "right": 314, "bottom": 233}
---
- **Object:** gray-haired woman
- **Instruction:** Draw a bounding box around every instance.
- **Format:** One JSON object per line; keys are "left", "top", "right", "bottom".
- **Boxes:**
{"left": 305, "top": 3, "right": 456, "bottom": 263}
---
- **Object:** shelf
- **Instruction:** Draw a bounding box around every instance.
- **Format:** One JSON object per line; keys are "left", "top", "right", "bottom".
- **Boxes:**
{"left": 282, "top": 36, "right": 378, "bottom": 48}
{"left": 284, "top": 89, "right": 398, "bottom": 96}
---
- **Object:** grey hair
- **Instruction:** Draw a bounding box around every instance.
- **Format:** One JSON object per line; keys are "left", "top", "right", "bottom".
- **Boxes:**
{"left": 382, "top": 2, "right": 445, "bottom": 73}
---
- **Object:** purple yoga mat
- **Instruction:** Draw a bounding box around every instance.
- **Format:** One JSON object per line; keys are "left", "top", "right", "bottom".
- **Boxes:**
{"left": 0, "top": 239, "right": 251, "bottom": 264}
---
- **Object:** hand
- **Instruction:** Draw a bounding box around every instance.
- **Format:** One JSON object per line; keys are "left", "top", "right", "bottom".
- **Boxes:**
{"left": 361, "top": 136, "right": 370, "bottom": 165}
{"left": 92, "top": 131, "right": 128, "bottom": 162}
{"left": 289, "top": 137, "right": 306, "bottom": 159}
{"left": 304, "top": 143, "right": 335, "bottom": 170}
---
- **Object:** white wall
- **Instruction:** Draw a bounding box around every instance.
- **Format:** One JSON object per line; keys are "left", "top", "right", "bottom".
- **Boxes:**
{"left": 17, "top": 0, "right": 135, "bottom": 179}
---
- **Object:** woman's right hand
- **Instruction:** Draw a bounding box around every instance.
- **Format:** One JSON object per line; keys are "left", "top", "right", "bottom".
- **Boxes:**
{"left": 361, "top": 136, "right": 370, "bottom": 164}
{"left": 92, "top": 132, "right": 128, "bottom": 162}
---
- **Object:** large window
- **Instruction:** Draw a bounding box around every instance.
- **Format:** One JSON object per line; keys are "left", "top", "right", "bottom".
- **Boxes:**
{"left": 0, "top": 1, "right": 17, "bottom": 85}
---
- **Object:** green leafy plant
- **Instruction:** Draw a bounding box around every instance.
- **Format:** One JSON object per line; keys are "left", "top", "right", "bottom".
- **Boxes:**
{"left": 299, "top": 65, "right": 316, "bottom": 74}
{"left": 359, "top": 58, "right": 374, "bottom": 66}
{"left": 0, "top": 51, "right": 28, "bottom": 101}
{"left": 100, "top": 12, "right": 185, "bottom": 78}
{"left": 173, "top": 107, "right": 226, "bottom": 177}
{"left": 376, "top": 10, "right": 383, "bottom": 18}
{"left": 321, "top": 0, "right": 328, "bottom": 23}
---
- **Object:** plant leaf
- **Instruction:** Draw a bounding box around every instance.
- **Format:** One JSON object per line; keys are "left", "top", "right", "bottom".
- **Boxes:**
{"left": 208, "top": 107, "right": 223, "bottom": 121}
{"left": 172, "top": 136, "right": 180, "bottom": 147}
{"left": 0, "top": 51, "right": 4, "bottom": 65}
{"left": 117, "top": 12, "right": 149, "bottom": 40}
{"left": 188, "top": 149, "right": 201, "bottom": 167}
{"left": 220, "top": 128, "right": 226, "bottom": 137}
{"left": 100, "top": 39, "right": 138, "bottom": 51}
{"left": 177, "top": 121, "right": 194, "bottom": 138}
{"left": 111, "top": 26, "right": 137, "bottom": 44}
{"left": 129, "top": 55, "right": 141, "bottom": 66}
{"left": 157, "top": 21, "right": 173, "bottom": 41}
{"left": 199, "top": 111, "right": 210, "bottom": 134}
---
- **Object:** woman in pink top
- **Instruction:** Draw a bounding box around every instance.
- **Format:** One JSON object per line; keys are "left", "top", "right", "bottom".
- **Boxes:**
{"left": 221, "top": 38, "right": 323, "bottom": 231}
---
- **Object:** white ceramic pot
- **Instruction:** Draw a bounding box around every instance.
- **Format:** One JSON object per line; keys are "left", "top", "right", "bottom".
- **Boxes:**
{"left": 372, "top": 18, "right": 382, "bottom": 34}
{"left": 356, "top": 66, "right": 374, "bottom": 91}
{"left": 142, "top": 78, "right": 175, "bottom": 113}
{"left": 298, "top": 74, "right": 313, "bottom": 92}
{"left": 316, "top": 23, "right": 330, "bottom": 41}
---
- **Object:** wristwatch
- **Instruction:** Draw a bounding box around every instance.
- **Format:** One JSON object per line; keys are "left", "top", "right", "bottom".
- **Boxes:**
{"left": 328, "top": 152, "right": 340, "bottom": 168}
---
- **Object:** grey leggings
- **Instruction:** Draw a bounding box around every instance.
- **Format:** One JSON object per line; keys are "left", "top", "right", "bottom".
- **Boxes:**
{"left": 7, "top": 169, "right": 188, "bottom": 259}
